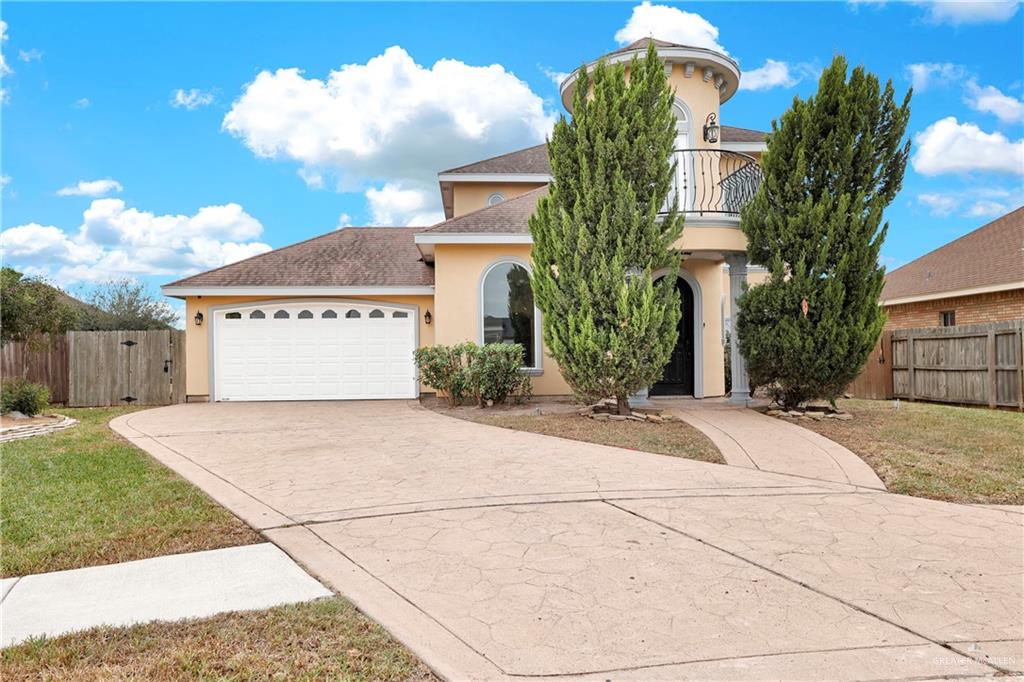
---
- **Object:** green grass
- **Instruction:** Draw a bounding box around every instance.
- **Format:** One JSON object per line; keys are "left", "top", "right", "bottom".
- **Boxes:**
{"left": 0, "top": 407, "right": 259, "bottom": 577}
{"left": 1, "top": 597, "right": 436, "bottom": 681}
{"left": 794, "top": 399, "right": 1024, "bottom": 504}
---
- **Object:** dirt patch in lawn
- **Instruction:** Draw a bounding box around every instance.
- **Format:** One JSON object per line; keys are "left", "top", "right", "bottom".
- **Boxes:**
{"left": 783, "top": 399, "right": 1024, "bottom": 504}
{"left": 1, "top": 407, "right": 260, "bottom": 577}
{"left": 429, "top": 397, "right": 723, "bottom": 464}
{"left": 0, "top": 597, "right": 436, "bottom": 682}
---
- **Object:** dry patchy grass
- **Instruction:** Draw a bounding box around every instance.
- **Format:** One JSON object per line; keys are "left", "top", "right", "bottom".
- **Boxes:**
{"left": 1, "top": 597, "right": 436, "bottom": 681}
{"left": 438, "top": 403, "right": 723, "bottom": 464}
{"left": 792, "top": 399, "right": 1024, "bottom": 504}
{"left": 0, "top": 407, "right": 259, "bottom": 577}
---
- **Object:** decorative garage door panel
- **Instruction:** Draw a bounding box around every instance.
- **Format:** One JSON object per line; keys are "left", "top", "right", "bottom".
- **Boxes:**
{"left": 214, "top": 303, "right": 417, "bottom": 401}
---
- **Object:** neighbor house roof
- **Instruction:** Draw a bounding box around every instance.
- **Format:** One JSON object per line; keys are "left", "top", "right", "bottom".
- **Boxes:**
{"left": 440, "top": 127, "right": 766, "bottom": 178}
{"left": 422, "top": 186, "right": 546, "bottom": 235}
{"left": 163, "top": 227, "right": 433, "bottom": 290}
{"left": 881, "top": 206, "right": 1024, "bottom": 303}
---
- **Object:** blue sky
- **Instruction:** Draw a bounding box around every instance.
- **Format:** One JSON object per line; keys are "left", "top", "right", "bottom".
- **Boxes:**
{"left": 1, "top": 1, "right": 1022, "bottom": 306}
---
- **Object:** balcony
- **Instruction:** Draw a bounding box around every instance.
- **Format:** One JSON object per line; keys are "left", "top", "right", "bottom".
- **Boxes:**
{"left": 663, "top": 149, "right": 764, "bottom": 217}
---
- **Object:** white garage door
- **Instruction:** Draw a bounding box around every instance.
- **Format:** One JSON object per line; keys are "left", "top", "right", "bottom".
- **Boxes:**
{"left": 213, "top": 302, "right": 417, "bottom": 401}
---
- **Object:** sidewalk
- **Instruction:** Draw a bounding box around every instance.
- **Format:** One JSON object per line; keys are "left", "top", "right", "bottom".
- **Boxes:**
{"left": 660, "top": 398, "right": 887, "bottom": 489}
{"left": 1, "top": 543, "right": 331, "bottom": 648}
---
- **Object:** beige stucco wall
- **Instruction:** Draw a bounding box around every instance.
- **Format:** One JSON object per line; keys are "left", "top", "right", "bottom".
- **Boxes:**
{"left": 677, "top": 225, "right": 747, "bottom": 253}
{"left": 183, "top": 294, "right": 435, "bottom": 399}
{"left": 451, "top": 182, "right": 547, "bottom": 217}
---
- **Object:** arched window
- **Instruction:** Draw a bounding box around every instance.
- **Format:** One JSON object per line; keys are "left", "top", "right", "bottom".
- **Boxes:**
{"left": 368, "top": 309, "right": 385, "bottom": 318}
{"left": 321, "top": 309, "right": 337, "bottom": 319}
{"left": 480, "top": 260, "right": 538, "bottom": 369}
{"left": 345, "top": 309, "right": 361, "bottom": 319}
{"left": 225, "top": 312, "right": 242, "bottom": 320}
{"left": 273, "top": 310, "right": 290, "bottom": 319}
{"left": 249, "top": 310, "right": 265, "bottom": 319}
{"left": 486, "top": 192, "right": 505, "bottom": 207}
{"left": 297, "top": 310, "right": 313, "bottom": 319}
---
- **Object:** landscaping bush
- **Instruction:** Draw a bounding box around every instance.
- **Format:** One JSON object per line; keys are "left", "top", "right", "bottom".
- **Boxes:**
{"left": 415, "top": 343, "right": 476, "bottom": 407}
{"left": 1, "top": 379, "right": 51, "bottom": 416}
{"left": 469, "top": 344, "right": 533, "bottom": 406}
{"left": 416, "top": 342, "right": 533, "bottom": 407}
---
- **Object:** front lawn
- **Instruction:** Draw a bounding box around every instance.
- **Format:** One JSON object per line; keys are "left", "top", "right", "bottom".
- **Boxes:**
{"left": 436, "top": 402, "right": 723, "bottom": 464}
{"left": 1, "top": 597, "right": 435, "bottom": 681}
{"left": 0, "top": 407, "right": 259, "bottom": 577}
{"left": 790, "top": 399, "right": 1024, "bottom": 504}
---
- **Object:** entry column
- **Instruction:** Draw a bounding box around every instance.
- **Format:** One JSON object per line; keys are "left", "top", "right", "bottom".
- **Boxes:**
{"left": 724, "top": 253, "right": 750, "bottom": 404}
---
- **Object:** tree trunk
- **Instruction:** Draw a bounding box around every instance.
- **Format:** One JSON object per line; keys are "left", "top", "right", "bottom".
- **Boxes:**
{"left": 616, "top": 395, "right": 632, "bottom": 416}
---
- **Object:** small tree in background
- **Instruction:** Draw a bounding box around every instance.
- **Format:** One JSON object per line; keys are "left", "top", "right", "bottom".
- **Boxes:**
{"left": 530, "top": 44, "right": 683, "bottom": 415}
{"left": 81, "top": 279, "right": 178, "bottom": 330}
{"left": 737, "top": 56, "right": 911, "bottom": 409}
{"left": 0, "top": 268, "right": 78, "bottom": 344}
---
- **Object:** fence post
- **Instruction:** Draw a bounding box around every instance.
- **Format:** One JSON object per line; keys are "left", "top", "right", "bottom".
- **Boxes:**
{"left": 987, "top": 330, "right": 997, "bottom": 409}
{"left": 1017, "top": 322, "right": 1023, "bottom": 411}
{"left": 907, "top": 333, "right": 916, "bottom": 401}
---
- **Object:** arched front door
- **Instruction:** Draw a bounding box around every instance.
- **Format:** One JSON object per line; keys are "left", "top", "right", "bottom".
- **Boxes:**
{"left": 651, "top": 277, "right": 695, "bottom": 396}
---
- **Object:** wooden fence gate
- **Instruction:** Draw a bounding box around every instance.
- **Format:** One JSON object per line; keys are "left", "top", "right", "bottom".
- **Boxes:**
{"left": 847, "top": 330, "right": 894, "bottom": 400}
{"left": 67, "top": 330, "right": 186, "bottom": 407}
{"left": 891, "top": 321, "right": 1023, "bottom": 409}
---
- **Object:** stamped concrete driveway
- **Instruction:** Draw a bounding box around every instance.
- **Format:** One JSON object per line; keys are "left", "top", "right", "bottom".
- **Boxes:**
{"left": 113, "top": 401, "right": 1023, "bottom": 681}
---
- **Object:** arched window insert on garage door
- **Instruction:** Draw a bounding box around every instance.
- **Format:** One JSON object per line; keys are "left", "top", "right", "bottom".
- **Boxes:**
{"left": 249, "top": 310, "right": 265, "bottom": 319}
{"left": 225, "top": 312, "right": 242, "bottom": 319}
{"left": 321, "top": 309, "right": 337, "bottom": 319}
{"left": 345, "top": 310, "right": 361, "bottom": 319}
{"left": 480, "top": 259, "right": 541, "bottom": 371}
{"left": 297, "top": 310, "right": 313, "bottom": 319}
{"left": 274, "top": 310, "right": 290, "bottom": 319}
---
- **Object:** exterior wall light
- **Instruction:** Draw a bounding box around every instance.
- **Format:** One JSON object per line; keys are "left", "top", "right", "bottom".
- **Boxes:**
{"left": 703, "top": 112, "right": 720, "bottom": 144}
{"left": 424, "top": 310, "right": 432, "bottom": 325}
{"left": 194, "top": 311, "right": 204, "bottom": 326}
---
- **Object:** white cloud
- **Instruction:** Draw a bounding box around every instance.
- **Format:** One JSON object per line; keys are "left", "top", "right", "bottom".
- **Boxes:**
{"left": 917, "top": 0, "right": 1020, "bottom": 25}
{"left": 540, "top": 65, "right": 569, "bottom": 87}
{"left": 17, "top": 48, "right": 42, "bottom": 63}
{"left": 365, "top": 183, "right": 444, "bottom": 226}
{"left": 56, "top": 178, "right": 124, "bottom": 198}
{"left": 0, "top": 20, "right": 11, "bottom": 77}
{"left": 224, "top": 46, "right": 553, "bottom": 190}
{"left": 297, "top": 167, "right": 324, "bottom": 189}
{"left": 904, "top": 62, "right": 964, "bottom": 91}
{"left": 614, "top": 2, "right": 727, "bottom": 53}
{"left": 917, "top": 193, "right": 959, "bottom": 216}
{"left": 912, "top": 117, "right": 1024, "bottom": 175}
{"left": 739, "top": 60, "right": 818, "bottom": 91}
{"left": 0, "top": 200, "right": 271, "bottom": 285}
{"left": 965, "top": 198, "right": 1012, "bottom": 217}
{"left": 170, "top": 88, "right": 215, "bottom": 110}
{"left": 0, "top": 174, "right": 10, "bottom": 188}
{"left": 964, "top": 79, "right": 1023, "bottom": 123}
{"left": 336, "top": 213, "right": 353, "bottom": 229}
{"left": 73, "top": 97, "right": 90, "bottom": 109}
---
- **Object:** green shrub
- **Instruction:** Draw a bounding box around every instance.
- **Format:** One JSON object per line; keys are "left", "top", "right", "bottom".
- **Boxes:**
{"left": 416, "top": 342, "right": 533, "bottom": 407}
{"left": 469, "top": 344, "right": 533, "bottom": 406}
{"left": 415, "top": 343, "right": 476, "bottom": 407}
{"left": 1, "top": 379, "right": 51, "bottom": 416}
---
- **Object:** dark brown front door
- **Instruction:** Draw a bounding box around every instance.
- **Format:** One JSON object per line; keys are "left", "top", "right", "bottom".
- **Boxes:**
{"left": 651, "top": 278, "right": 695, "bottom": 396}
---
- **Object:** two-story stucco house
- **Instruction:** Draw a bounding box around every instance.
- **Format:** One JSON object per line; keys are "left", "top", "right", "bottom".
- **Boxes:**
{"left": 162, "top": 38, "right": 768, "bottom": 404}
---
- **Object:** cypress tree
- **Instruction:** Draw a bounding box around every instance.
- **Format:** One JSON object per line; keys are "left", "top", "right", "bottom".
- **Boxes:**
{"left": 737, "top": 55, "right": 911, "bottom": 409}
{"left": 529, "top": 44, "right": 683, "bottom": 415}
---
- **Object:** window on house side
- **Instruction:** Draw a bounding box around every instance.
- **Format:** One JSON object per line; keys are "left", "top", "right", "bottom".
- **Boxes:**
{"left": 487, "top": 192, "right": 505, "bottom": 206}
{"left": 482, "top": 261, "right": 535, "bottom": 368}
{"left": 940, "top": 310, "right": 956, "bottom": 327}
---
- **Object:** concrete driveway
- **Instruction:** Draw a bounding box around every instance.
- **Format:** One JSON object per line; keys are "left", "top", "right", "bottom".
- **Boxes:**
{"left": 113, "top": 401, "right": 1023, "bottom": 681}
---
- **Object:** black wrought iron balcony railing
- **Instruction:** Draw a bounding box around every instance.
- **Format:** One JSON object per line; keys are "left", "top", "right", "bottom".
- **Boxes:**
{"left": 662, "top": 149, "right": 764, "bottom": 217}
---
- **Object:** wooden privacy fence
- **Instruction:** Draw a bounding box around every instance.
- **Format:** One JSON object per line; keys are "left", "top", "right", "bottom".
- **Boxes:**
{"left": 1, "top": 330, "right": 185, "bottom": 407}
{"left": 0, "top": 335, "right": 70, "bottom": 404}
{"left": 847, "top": 330, "right": 894, "bottom": 400}
{"left": 891, "top": 321, "right": 1023, "bottom": 409}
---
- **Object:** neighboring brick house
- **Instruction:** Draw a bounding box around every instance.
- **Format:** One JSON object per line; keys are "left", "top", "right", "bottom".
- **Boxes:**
{"left": 881, "top": 207, "right": 1024, "bottom": 330}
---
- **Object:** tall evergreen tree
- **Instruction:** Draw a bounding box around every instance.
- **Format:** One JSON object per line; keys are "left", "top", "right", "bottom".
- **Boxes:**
{"left": 529, "top": 44, "right": 683, "bottom": 415}
{"left": 737, "top": 56, "right": 911, "bottom": 409}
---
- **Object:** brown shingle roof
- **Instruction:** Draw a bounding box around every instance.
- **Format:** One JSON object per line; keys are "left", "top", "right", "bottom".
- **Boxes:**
{"left": 164, "top": 227, "right": 433, "bottom": 288}
{"left": 424, "top": 186, "right": 546, "bottom": 234}
{"left": 882, "top": 206, "right": 1024, "bottom": 302}
{"left": 605, "top": 38, "right": 691, "bottom": 58}
{"left": 441, "top": 128, "right": 765, "bottom": 177}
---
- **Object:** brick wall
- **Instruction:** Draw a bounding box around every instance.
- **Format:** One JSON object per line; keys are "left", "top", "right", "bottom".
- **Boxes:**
{"left": 884, "top": 288, "right": 1024, "bottom": 330}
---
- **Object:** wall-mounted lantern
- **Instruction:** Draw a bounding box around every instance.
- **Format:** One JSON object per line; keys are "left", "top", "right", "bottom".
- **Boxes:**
{"left": 703, "top": 112, "right": 720, "bottom": 144}
{"left": 424, "top": 310, "right": 432, "bottom": 325}
{"left": 194, "top": 311, "right": 204, "bottom": 326}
